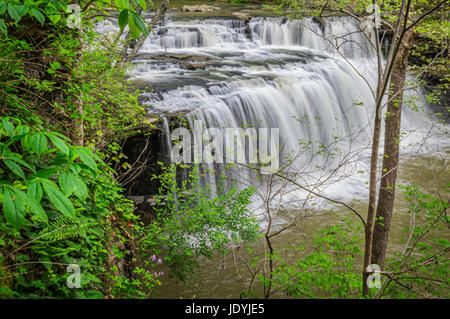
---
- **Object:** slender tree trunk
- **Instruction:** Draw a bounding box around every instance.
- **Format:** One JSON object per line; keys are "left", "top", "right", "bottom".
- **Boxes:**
{"left": 362, "top": 87, "right": 383, "bottom": 296}
{"left": 371, "top": 29, "right": 415, "bottom": 268}
{"left": 72, "top": 0, "right": 84, "bottom": 146}
{"left": 362, "top": 0, "right": 411, "bottom": 297}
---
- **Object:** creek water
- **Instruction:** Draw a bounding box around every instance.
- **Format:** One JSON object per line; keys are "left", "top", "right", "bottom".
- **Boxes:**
{"left": 96, "top": 4, "right": 449, "bottom": 298}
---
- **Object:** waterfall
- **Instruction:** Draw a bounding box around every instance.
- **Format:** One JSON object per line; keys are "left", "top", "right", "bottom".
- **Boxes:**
{"left": 96, "top": 13, "right": 446, "bottom": 206}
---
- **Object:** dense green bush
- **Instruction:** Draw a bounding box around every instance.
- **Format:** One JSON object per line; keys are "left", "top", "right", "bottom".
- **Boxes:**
{"left": 0, "top": 116, "right": 136, "bottom": 298}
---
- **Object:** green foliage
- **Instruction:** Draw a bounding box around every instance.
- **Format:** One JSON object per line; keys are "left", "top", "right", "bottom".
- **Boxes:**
{"left": 67, "top": 27, "right": 147, "bottom": 149}
{"left": 269, "top": 217, "right": 363, "bottom": 298}
{"left": 134, "top": 164, "right": 259, "bottom": 282}
{"left": 0, "top": 116, "right": 135, "bottom": 298}
{"left": 0, "top": 0, "right": 151, "bottom": 39}
{"left": 380, "top": 185, "right": 449, "bottom": 298}
{"left": 258, "top": 186, "right": 449, "bottom": 299}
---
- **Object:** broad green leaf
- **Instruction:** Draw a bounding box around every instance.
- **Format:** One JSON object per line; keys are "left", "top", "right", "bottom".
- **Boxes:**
{"left": 47, "top": 133, "right": 70, "bottom": 156}
{"left": 115, "top": 0, "right": 129, "bottom": 10}
{"left": 75, "top": 147, "right": 97, "bottom": 172}
{"left": 59, "top": 171, "right": 75, "bottom": 196}
{"left": 71, "top": 174, "right": 88, "bottom": 201}
{"left": 15, "top": 5, "right": 28, "bottom": 18}
{"left": 7, "top": 4, "right": 20, "bottom": 22}
{"left": 1, "top": 118, "right": 15, "bottom": 137}
{"left": 0, "top": 2, "right": 7, "bottom": 15}
{"left": 59, "top": 172, "right": 87, "bottom": 201}
{"left": 131, "top": 11, "right": 148, "bottom": 37}
{"left": 127, "top": 13, "right": 140, "bottom": 40}
{"left": 3, "top": 188, "right": 25, "bottom": 230}
{"left": 31, "top": 8, "right": 45, "bottom": 25}
{"left": 35, "top": 167, "right": 57, "bottom": 179}
{"left": 118, "top": 9, "right": 129, "bottom": 31}
{"left": 4, "top": 156, "right": 35, "bottom": 173}
{"left": 13, "top": 188, "right": 47, "bottom": 223}
{"left": 30, "top": 133, "right": 48, "bottom": 156}
{"left": 4, "top": 159, "right": 25, "bottom": 179}
{"left": 28, "top": 180, "right": 43, "bottom": 202}
{"left": 41, "top": 179, "right": 75, "bottom": 218}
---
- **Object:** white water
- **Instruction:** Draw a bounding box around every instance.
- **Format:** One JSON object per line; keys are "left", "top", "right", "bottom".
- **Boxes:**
{"left": 97, "top": 14, "right": 448, "bottom": 216}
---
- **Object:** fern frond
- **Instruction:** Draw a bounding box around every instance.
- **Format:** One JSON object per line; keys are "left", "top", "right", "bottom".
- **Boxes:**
{"left": 36, "top": 216, "right": 97, "bottom": 243}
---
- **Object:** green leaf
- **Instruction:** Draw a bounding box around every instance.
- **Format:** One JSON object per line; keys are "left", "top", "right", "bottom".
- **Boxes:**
{"left": 75, "top": 147, "right": 97, "bottom": 172}
{"left": 127, "top": 13, "right": 140, "bottom": 40}
{"left": 3, "top": 188, "right": 25, "bottom": 230}
{"left": 47, "top": 133, "right": 70, "bottom": 156}
{"left": 60, "top": 171, "right": 87, "bottom": 201}
{"left": 41, "top": 179, "right": 75, "bottom": 218}
{"left": 15, "top": 5, "right": 28, "bottom": 18}
{"left": 71, "top": 174, "right": 88, "bottom": 201}
{"left": 7, "top": 4, "right": 20, "bottom": 22}
{"left": 131, "top": 11, "right": 148, "bottom": 37}
{"left": 50, "top": 61, "right": 60, "bottom": 69}
{"left": 118, "top": 9, "right": 129, "bottom": 31}
{"left": 139, "top": 0, "right": 147, "bottom": 10}
{"left": 4, "top": 159, "right": 25, "bottom": 179}
{"left": 1, "top": 118, "right": 15, "bottom": 137}
{"left": 115, "top": 0, "right": 130, "bottom": 10}
{"left": 28, "top": 180, "right": 43, "bottom": 202}
{"left": 0, "top": 18, "right": 7, "bottom": 37}
{"left": 48, "top": 14, "right": 61, "bottom": 25}
{"left": 31, "top": 8, "right": 45, "bottom": 25}
{"left": 13, "top": 188, "right": 47, "bottom": 223}
{"left": 35, "top": 167, "right": 57, "bottom": 179}
{"left": 30, "top": 133, "right": 48, "bottom": 156}
{"left": 4, "top": 155, "right": 35, "bottom": 172}
{"left": 59, "top": 171, "right": 75, "bottom": 196}
{"left": 0, "top": 2, "right": 7, "bottom": 15}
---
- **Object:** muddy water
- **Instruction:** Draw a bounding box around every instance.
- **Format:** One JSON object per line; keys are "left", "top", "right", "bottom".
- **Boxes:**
{"left": 154, "top": 154, "right": 449, "bottom": 298}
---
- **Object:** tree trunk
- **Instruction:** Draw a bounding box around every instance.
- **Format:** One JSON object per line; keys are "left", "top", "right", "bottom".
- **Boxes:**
{"left": 362, "top": 87, "right": 383, "bottom": 296}
{"left": 71, "top": 0, "right": 84, "bottom": 146}
{"left": 371, "top": 29, "right": 415, "bottom": 268}
{"left": 362, "top": 0, "right": 411, "bottom": 296}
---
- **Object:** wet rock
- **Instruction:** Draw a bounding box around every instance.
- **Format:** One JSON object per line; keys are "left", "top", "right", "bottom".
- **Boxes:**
{"left": 135, "top": 53, "right": 212, "bottom": 70}
{"left": 232, "top": 12, "right": 251, "bottom": 21}
{"left": 128, "top": 195, "right": 159, "bottom": 207}
{"left": 182, "top": 5, "right": 220, "bottom": 13}
{"left": 128, "top": 195, "right": 160, "bottom": 224}
{"left": 180, "top": 62, "right": 207, "bottom": 70}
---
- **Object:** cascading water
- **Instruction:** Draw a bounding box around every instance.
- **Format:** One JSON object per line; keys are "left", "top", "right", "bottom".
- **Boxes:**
{"left": 97, "top": 13, "right": 446, "bottom": 209}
